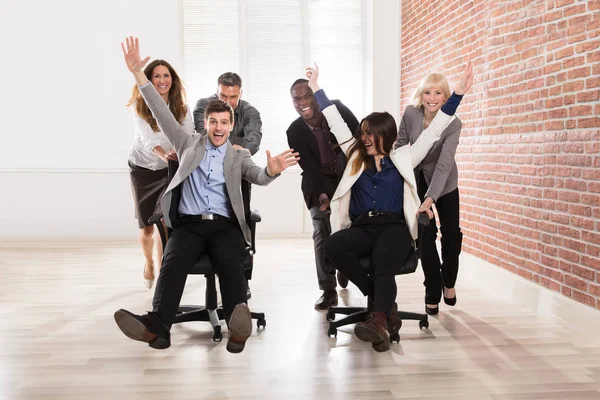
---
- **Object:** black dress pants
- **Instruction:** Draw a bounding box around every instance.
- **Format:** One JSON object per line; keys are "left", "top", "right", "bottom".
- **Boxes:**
{"left": 325, "top": 215, "right": 413, "bottom": 315}
{"left": 151, "top": 215, "right": 247, "bottom": 328}
{"left": 418, "top": 170, "right": 463, "bottom": 305}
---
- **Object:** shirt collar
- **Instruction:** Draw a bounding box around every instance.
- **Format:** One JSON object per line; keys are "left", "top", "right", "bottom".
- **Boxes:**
{"left": 305, "top": 118, "right": 329, "bottom": 132}
{"left": 369, "top": 155, "right": 393, "bottom": 169}
{"left": 206, "top": 139, "right": 227, "bottom": 154}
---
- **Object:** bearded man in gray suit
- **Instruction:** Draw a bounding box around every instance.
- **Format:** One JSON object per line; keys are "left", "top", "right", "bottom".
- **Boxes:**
{"left": 114, "top": 37, "right": 299, "bottom": 354}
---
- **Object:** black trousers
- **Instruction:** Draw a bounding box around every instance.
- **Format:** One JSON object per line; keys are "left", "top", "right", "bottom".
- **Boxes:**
{"left": 418, "top": 170, "right": 463, "bottom": 304}
{"left": 151, "top": 216, "right": 247, "bottom": 328}
{"left": 325, "top": 215, "right": 413, "bottom": 315}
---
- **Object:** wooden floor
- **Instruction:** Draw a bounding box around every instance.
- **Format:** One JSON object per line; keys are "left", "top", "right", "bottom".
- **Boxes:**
{"left": 1, "top": 238, "right": 600, "bottom": 400}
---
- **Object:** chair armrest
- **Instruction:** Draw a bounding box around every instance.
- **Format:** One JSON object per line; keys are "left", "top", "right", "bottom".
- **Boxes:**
{"left": 417, "top": 211, "right": 431, "bottom": 227}
{"left": 148, "top": 213, "right": 167, "bottom": 248}
{"left": 250, "top": 210, "right": 261, "bottom": 223}
{"left": 148, "top": 213, "right": 163, "bottom": 225}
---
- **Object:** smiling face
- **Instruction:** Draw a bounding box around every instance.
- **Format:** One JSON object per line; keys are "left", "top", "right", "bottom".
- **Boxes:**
{"left": 412, "top": 73, "right": 451, "bottom": 115}
{"left": 360, "top": 121, "right": 384, "bottom": 157}
{"left": 291, "top": 82, "right": 320, "bottom": 125}
{"left": 217, "top": 84, "right": 242, "bottom": 110}
{"left": 205, "top": 111, "right": 233, "bottom": 147}
{"left": 421, "top": 85, "right": 447, "bottom": 115}
{"left": 150, "top": 65, "right": 172, "bottom": 97}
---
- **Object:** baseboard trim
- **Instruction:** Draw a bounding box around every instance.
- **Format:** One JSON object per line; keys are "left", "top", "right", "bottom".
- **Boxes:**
{"left": 461, "top": 252, "right": 600, "bottom": 341}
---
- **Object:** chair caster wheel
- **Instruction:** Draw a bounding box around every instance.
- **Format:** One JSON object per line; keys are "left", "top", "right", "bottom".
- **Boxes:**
{"left": 326, "top": 310, "right": 335, "bottom": 321}
{"left": 257, "top": 318, "right": 266, "bottom": 329}
{"left": 419, "top": 319, "right": 429, "bottom": 330}
{"left": 212, "top": 326, "right": 223, "bottom": 342}
{"left": 390, "top": 333, "right": 400, "bottom": 343}
{"left": 328, "top": 326, "right": 337, "bottom": 337}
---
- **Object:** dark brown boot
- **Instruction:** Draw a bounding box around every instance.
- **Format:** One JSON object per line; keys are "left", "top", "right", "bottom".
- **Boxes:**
{"left": 354, "top": 311, "right": 389, "bottom": 352}
{"left": 387, "top": 302, "right": 401, "bottom": 335}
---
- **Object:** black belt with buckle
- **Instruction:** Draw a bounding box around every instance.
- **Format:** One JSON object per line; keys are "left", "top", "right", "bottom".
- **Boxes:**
{"left": 366, "top": 210, "right": 402, "bottom": 218}
{"left": 181, "top": 214, "right": 233, "bottom": 222}
{"left": 351, "top": 210, "right": 405, "bottom": 223}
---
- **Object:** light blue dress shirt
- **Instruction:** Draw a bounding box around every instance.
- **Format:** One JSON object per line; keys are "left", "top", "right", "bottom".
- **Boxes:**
{"left": 178, "top": 141, "right": 232, "bottom": 218}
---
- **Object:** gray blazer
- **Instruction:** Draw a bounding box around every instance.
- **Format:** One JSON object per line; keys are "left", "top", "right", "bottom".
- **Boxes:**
{"left": 139, "top": 84, "right": 277, "bottom": 245}
{"left": 395, "top": 105, "right": 462, "bottom": 202}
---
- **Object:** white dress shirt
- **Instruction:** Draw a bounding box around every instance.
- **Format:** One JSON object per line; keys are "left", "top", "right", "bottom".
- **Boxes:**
{"left": 128, "top": 104, "right": 194, "bottom": 170}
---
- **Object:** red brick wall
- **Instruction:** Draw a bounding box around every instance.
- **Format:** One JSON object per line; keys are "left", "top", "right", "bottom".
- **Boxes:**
{"left": 400, "top": 0, "right": 600, "bottom": 309}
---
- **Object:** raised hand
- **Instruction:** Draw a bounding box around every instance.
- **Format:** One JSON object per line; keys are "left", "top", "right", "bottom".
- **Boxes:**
{"left": 454, "top": 59, "right": 474, "bottom": 95}
{"left": 121, "top": 36, "right": 150, "bottom": 73}
{"left": 266, "top": 149, "right": 300, "bottom": 176}
{"left": 305, "top": 63, "right": 320, "bottom": 93}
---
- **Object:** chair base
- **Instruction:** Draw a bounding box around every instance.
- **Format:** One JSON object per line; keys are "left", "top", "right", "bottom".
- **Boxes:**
{"left": 174, "top": 305, "right": 266, "bottom": 342}
{"left": 325, "top": 300, "right": 429, "bottom": 341}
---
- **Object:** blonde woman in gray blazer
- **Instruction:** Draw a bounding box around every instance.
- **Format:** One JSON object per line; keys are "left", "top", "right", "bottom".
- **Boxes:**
{"left": 395, "top": 73, "right": 463, "bottom": 316}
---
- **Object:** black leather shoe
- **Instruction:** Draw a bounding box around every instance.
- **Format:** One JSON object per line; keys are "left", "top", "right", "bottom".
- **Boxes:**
{"left": 227, "top": 303, "right": 252, "bottom": 354}
{"left": 314, "top": 290, "right": 338, "bottom": 310}
{"left": 444, "top": 295, "right": 457, "bottom": 306}
{"left": 443, "top": 287, "right": 457, "bottom": 306}
{"left": 425, "top": 305, "right": 439, "bottom": 316}
{"left": 114, "top": 309, "right": 170, "bottom": 349}
{"left": 336, "top": 271, "right": 349, "bottom": 289}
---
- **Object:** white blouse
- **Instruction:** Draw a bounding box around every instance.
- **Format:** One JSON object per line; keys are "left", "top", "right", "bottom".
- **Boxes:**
{"left": 128, "top": 105, "right": 194, "bottom": 170}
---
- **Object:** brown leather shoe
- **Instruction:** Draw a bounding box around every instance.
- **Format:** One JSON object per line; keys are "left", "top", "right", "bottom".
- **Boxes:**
{"left": 114, "top": 309, "right": 170, "bottom": 349}
{"left": 354, "top": 311, "right": 390, "bottom": 352}
{"left": 226, "top": 303, "right": 252, "bottom": 354}
{"left": 387, "top": 302, "right": 401, "bottom": 335}
{"left": 314, "top": 290, "right": 338, "bottom": 310}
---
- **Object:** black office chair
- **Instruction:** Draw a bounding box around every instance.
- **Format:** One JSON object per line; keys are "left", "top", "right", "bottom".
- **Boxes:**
{"left": 149, "top": 160, "right": 266, "bottom": 342}
{"left": 315, "top": 210, "right": 430, "bottom": 343}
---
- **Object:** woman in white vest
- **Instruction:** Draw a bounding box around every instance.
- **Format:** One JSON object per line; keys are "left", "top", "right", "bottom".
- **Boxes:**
{"left": 126, "top": 54, "right": 194, "bottom": 289}
{"left": 306, "top": 61, "right": 473, "bottom": 352}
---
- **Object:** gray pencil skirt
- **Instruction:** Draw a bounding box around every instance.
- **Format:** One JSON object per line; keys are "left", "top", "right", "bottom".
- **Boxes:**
{"left": 128, "top": 161, "right": 169, "bottom": 229}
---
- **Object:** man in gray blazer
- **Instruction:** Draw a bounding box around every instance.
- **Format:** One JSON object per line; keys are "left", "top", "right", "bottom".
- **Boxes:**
{"left": 115, "top": 37, "right": 299, "bottom": 353}
{"left": 193, "top": 72, "right": 262, "bottom": 155}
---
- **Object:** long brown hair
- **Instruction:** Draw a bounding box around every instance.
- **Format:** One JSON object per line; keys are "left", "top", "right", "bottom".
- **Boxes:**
{"left": 347, "top": 112, "right": 398, "bottom": 175}
{"left": 126, "top": 59, "right": 187, "bottom": 132}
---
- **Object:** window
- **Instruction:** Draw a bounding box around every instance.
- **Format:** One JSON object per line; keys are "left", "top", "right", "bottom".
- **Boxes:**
{"left": 182, "top": 0, "right": 368, "bottom": 164}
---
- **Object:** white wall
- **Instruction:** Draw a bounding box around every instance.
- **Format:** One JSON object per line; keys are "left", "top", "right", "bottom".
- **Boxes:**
{"left": 0, "top": 0, "right": 400, "bottom": 239}
{"left": 0, "top": 0, "right": 184, "bottom": 239}
{"left": 370, "top": 0, "right": 402, "bottom": 123}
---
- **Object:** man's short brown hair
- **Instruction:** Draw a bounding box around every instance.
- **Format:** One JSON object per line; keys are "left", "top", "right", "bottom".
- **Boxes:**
{"left": 204, "top": 99, "right": 234, "bottom": 125}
